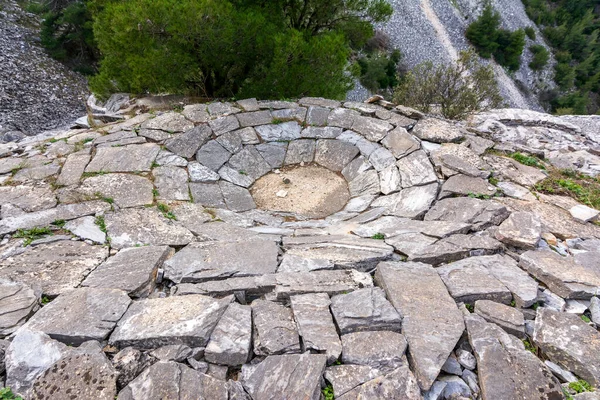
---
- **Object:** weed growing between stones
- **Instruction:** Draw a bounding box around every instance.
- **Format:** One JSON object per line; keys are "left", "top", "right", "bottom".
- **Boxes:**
{"left": 94, "top": 216, "right": 107, "bottom": 234}
{"left": 157, "top": 203, "right": 177, "bottom": 220}
{"left": 569, "top": 379, "right": 593, "bottom": 394}
{"left": 371, "top": 233, "right": 385, "bottom": 240}
{"left": 0, "top": 387, "right": 23, "bottom": 400}
{"left": 581, "top": 315, "right": 591, "bottom": 323}
{"left": 464, "top": 304, "right": 474, "bottom": 313}
{"left": 535, "top": 169, "right": 600, "bottom": 210}
{"left": 509, "top": 152, "right": 545, "bottom": 169}
{"left": 51, "top": 219, "right": 66, "bottom": 228}
{"left": 522, "top": 339, "right": 536, "bottom": 354}
{"left": 322, "top": 384, "right": 334, "bottom": 400}
{"left": 13, "top": 227, "right": 53, "bottom": 246}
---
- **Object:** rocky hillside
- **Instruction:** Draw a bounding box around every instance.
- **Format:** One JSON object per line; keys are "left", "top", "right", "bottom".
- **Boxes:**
{"left": 381, "top": 0, "right": 554, "bottom": 111}
{"left": 0, "top": 96, "right": 599, "bottom": 399}
{"left": 0, "top": 0, "right": 88, "bottom": 141}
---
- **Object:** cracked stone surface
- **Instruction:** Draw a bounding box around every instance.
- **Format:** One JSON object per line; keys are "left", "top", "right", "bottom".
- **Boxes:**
{"left": 2, "top": 98, "right": 600, "bottom": 399}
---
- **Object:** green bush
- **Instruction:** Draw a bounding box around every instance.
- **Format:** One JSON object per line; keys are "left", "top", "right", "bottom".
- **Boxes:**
{"left": 90, "top": 0, "right": 392, "bottom": 99}
{"left": 357, "top": 49, "right": 401, "bottom": 94}
{"left": 466, "top": 2, "right": 525, "bottom": 71}
{"left": 529, "top": 44, "right": 549, "bottom": 70}
{"left": 524, "top": 26, "right": 536, "bottom": 40}
{"left": 393, "top": 50, "right": 503, "bottom": 119}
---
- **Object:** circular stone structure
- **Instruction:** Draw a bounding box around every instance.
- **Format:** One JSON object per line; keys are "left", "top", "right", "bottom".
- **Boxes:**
{"left": 250, "top": 164, "right": 350, "bottom": 218}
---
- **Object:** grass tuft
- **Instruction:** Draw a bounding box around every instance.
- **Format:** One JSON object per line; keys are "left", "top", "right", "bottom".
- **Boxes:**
{"left": 13, "top": 227, "right": 53, "bottom": 246}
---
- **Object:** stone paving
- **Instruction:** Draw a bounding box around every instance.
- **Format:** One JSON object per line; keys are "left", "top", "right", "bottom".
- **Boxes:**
{"left": 0, "top": 97, "right": 599, "bottom": 399}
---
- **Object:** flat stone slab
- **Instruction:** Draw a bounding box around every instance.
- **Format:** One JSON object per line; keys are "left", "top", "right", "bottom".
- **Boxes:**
{"left": 290, "top": 293, "right": 342, "bottom": 364}
{"left": 0, "top": 240, "right": 108, "bottom": 297}
{"left": 533, "top": 307, "right": 600, "bottom": 387}
{"left": 353, "top": 216, "right": 471, "bottom": 239}
{"left": 105, "top": 208, "right": 194, "bottom": 249}
{"left": 163, "top": 240, "right": 278, "bottom": 283}
{"left": 252, "top": 299, "right": 301, "bottom": 356}
{"left": 330, "top": 287, "right": 402, "bottom": 334}
{"left": 85, "top": 144, "right": 160, "bottom": 173}
{"left": 205, "top": 303, "right": 252, "bottom": 366}
{"left": 424, "top": 197, "right": 510, "bottom": 230}
{"left": 5, "top": 329, "right": 67, "bottom": 396}
{"left": 375, "top": 262, "right": 465, "bottom": 391}
{"left": 324, "top": 365, "right": 383, "bottom": 398}
{"left": 64, "top": 216, "right": 106, "bottom": 243}
{"left": 439, "top": 174, "right": 497, "bottom": 198}
{"left": 412, "top": 118, "right": 464, "bottom": 143}
{"left": 396, "top": 150, "right": 437, "bottom": 188}
{"left": 0, "top": 279, "right": 39, "bottom": 336}
{"left": 495, "top": 211, "right": 541, "bottom": 249}
{"left": 520, "top": 250, "right": 600, "bottom": 299}
{"left": 381, "top": 127, "right": 420, "bottom": 158}
{"left": 437, "top": 258, "right": 513, "bottom": 304}
{"left": 341, "top": 331, "right": 407, "bottom": 372}
{"left": 77, "top": 173, "right": 154, "bottom": 208}
{"left": 465, "top": 255, "right": 538, "bottom": 307}
{"left": 196, "top": 140, "right": 232, "bottom": 171}
{"left": 255, "top": 122, "right": 301, "bottom": 141}
{"left": 141, "top": 112, "right": 194, "bottom": 132}
{"left": 110, "top": 294, "right": 233, "bottom": 349}
{"left": 20, "top": 288, "right": 131, "bottom": 345}
{"left": 118, "top": 361, "right": 227, "bottom": 400}
{"left": 81, "top": 246, "right": 174, "bottom": 297}
{"left": 315, "top": 139, "right": 359, "bottom": 171}
{"left": 153, "top": 166, "right": 189, "bottom": 201}
{"left": 372, "top": 183, "right": 438, "bottom": 218}
{"left": 336, "top": 365, "right": 422, "bottom": 400}
{"left": 282, "top": 235, "right": 395, "bottom": 271}
{"left": 474, "top": 300, "right": 525, "bottom": 338}
{"left": 0, "top": 200, "right": 111, "bottom": 235}
{"left": 241, "top": 353, "right": 326, "bottom": 400}
{"left": 0, "top": 186, "right": 56, "bottom": 213}
{"left": 466, "top": 313, "right": 563, "bottom": 400}
{"left": 31, "top": 341, "right": 118, "bottom": 400}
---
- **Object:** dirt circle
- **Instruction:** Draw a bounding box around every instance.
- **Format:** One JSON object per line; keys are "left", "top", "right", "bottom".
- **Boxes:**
{"left": 250, "top": 164, "right": 350, "bottom": 219}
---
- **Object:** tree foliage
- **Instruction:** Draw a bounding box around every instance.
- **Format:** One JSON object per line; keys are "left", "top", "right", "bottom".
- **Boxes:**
{"left": 393, "top": 50, "right": 503, "bottom": 120}
{"left": 466, "top": 2, "right": 526, "bottom": 71}
{"left": 529, "top": 44, "right": 550, "bottom": 71}
{"left": 523, "top": 0, "right": 600, "bottom": 114}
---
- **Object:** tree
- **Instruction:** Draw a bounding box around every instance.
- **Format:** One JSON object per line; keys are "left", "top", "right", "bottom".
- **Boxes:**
{"left": 90, "top": 0, "right": 392, "bottom": 99}
{"left": 529, "top": 44, "right": 550, "bottom": 70}
{"left": 393, "top": 50, "right": 503, "bottom": 120}
{"left": 466, "top": 2, "right": 500, "bottom": 58}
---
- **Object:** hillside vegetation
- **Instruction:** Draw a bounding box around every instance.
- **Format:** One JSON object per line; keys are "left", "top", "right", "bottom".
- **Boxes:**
{"left": 523, "top": 0, "right": 600, "bottom": 114}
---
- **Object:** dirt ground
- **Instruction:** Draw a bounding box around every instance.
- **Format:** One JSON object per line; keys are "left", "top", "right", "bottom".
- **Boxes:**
{"left": 251, "top": 164, "right": 350, "bottom": 219}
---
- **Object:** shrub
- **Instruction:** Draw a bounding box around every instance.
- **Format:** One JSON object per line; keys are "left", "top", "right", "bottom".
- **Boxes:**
{"left": 393, "top": 50, "right": 503, "bottom": 119}
{"left": 466, "top": 2, "right": 525, "bottom": 71}
{"left": 525, "top": 26, "right": 536, "bottom": 40}
{"left": 90, "top": 0, "right": 392, "bottom": 99}
{"left": 357, "top": 50, "right": 401, "bottom": 95}
{"left": 529, "top": 44, "right": 550, "bottom": 70}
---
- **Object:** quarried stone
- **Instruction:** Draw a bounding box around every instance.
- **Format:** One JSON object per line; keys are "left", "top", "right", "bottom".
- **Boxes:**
{"left": 117, "top": 361, "right": 227, "bottom": 400}
{"left": 290, "top": 293, "right": 342, "bottom": 364}
{"left": 425, "top": 197, "right": 510, "bottom": 230}
{"left": 495, "top": 211, "right": 541, "bottom": 249}
{"left": 241, "top": 353, "right": 326, "bottom": 400}
{"left": 205, "top": 303, "right": 252, "bottom": 366}
{"left": 0, "top": 240, "right": 108, "bottom": 297}
{"left": 315, "top": 139, "right": 359, "bottom": 171}
{"left": 375, "top": 262, "right": 465, "bottom": 391}
{"left": 466, "top": 313, "right": 563, "bottom": 400}
{"left": 85, "top": 144, "right": 160, "bottom": 173}
{"left": 255, "top": 122, "right": 301, "bottom": 141}
{"left": 105, "top": 208, "right": 194, "bottom": 249}
{"left": 520, "top": 250, "right": 600, "bottom": 299}
{"left": 437, "top": 258, "right": 512, "bottom": 304}
{"left": 21, "top": 288, "right": 131, "bottom": 345}
{"left": 396, "top": 150, "right": 437, "bottom": 188}
{"left": 165, "top": 125, "right": 211, "bottom": 158}
{"left": 381, "top": 127, "right": 420, "bottom": 158}
{"left": 141, "top": 112, "right": 193, "bottom": 132}
{"left": 153, "top": 166, "right": 189, "bottom": 201}
{"left": 64, "top": 216, "right": 106, "bottom": 243}
{"left": 78, "top": 173, "right": 154, "bottom": 208}
{"left": 0, "top": 279, "right": 39, "bottom": 336}
{"left": 352, "top": 116, "right": 393, "bottom": 141}
{"left": 474, "top": 300, "right": 525, "bottom": 338}
{"left": 439, "top": 174, "right": 497, "bottom": 199}
{"left": 336, "top": 365, "right": 422, "bottom": 400}
{"left": 190, "top": 182, "right": 226, "bottom": 208}
{"left": 412, "top": 118, "right": 464, "bottom": 143}
{"left": 31, "top": 341, "right": 118, "bottom": 400}
{"left": 324, "top": 365, "right": 383, "bottom": 398}
{"left": 196, "top": 140, "right": 232, "bottom": 171}
{"left": 110, "top": 295, "right": 233, "bottom": 349}
{"left": 81, "top": 246, "right": 173, "bottom": 297}
{"left": 330, "top": 287, "right": 402, "bottom": 334}
{"left": 252, "top": 300, "right": 301, "bottom": 356}
{"left": 56, "top": 152, "right": 90, "bottom": 186}
{"left": 163, "top": 240, "right": 278, "bottom": 283}
{"left": 285, "top": 139, "right": 315, "bottom": 164}
{"left": 340, "top": 331, "right": 407, "bottom": 372}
